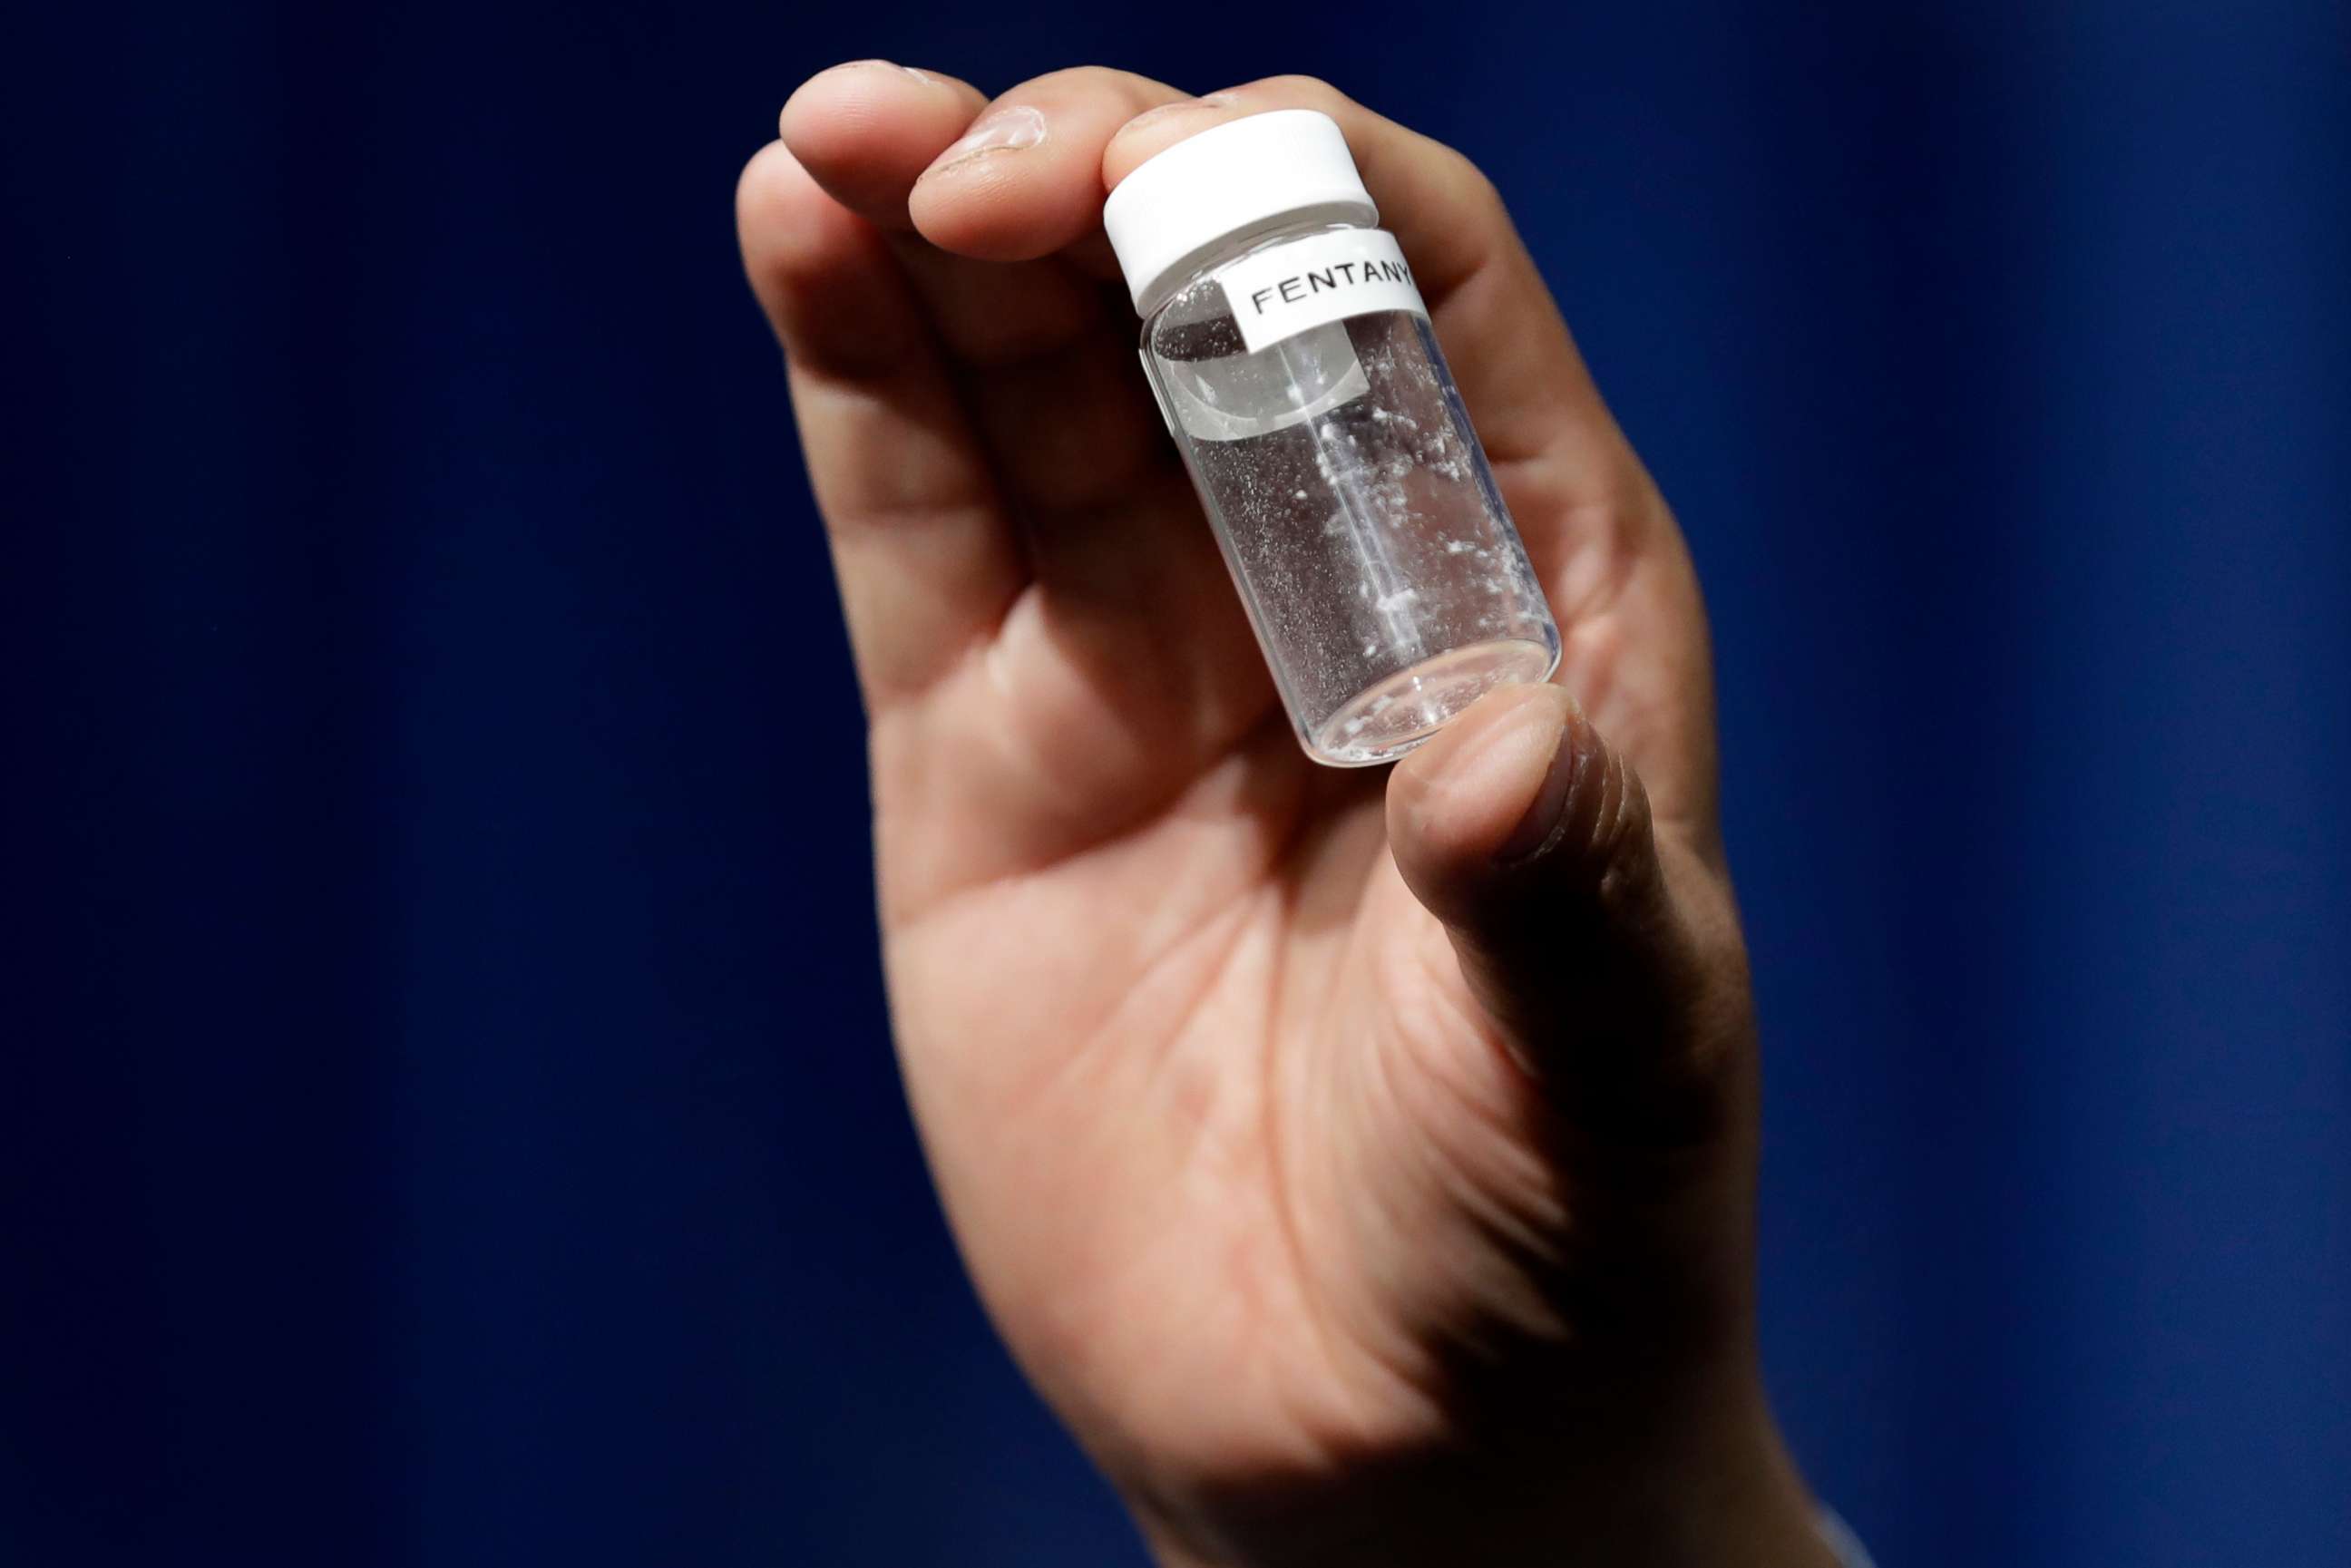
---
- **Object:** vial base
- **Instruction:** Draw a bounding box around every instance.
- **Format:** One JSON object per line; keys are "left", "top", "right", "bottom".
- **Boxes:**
{"left": 1143, "top": 267, "right": 1562, "bottom": 770}
{"left": 1308, "top": 635, "right": 1560, "bottom": 766}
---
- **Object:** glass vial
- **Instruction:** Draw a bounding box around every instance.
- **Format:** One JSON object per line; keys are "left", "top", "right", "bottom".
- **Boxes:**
{"left": 1104, "top": 111, "right": 1559, "bottom": 766}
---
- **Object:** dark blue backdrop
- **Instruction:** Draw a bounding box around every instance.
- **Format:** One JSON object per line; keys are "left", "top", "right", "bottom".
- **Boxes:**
{"left": 6, "top": 3, "right": 2346, "bottom": 1564}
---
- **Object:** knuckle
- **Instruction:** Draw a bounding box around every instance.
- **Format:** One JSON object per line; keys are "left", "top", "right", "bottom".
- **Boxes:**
{"left": 1449, "top": 150, "right": 1508, "bottom": 216}
{"left": 1602, "top": 755, "right": 1657, "bottom": 873}
{"left": 1240, "top": 73, "right": 1350, "bottom": 109}
{"left": 735, "top": 141, "right": 805, "bottom": 229}
{"left": 1566, "top": 737, "right": 1655, "bottom": 890}
{"left": 1016, "top": 63, "right": 1118, "bottom": 93}
{"left": 1010, "top": 64, "right": 1166, "bottom": 113}
{"left": 1413, "top": 133, "right": 1509, "bottom": 225}
{"left": 737, "top": 161, "right": 854, "bottom": 285}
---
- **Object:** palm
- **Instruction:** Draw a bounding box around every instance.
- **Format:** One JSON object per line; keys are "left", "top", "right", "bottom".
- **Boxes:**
{"left": 876, "top": 455, "right": 1693, "bottom": 1474}
{"left": 743, "top": 63, "right": 1806, "bottom": 1566}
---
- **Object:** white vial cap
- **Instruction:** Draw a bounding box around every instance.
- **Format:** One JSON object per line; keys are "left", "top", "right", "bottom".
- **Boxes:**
{"left": 1102, "top": 110, "right": 1379, "bottom": 315}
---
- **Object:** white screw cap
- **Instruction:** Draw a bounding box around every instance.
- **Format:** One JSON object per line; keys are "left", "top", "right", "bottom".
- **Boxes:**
{"left": 1102, "top": 110, "right": 1379, "bottom": 316}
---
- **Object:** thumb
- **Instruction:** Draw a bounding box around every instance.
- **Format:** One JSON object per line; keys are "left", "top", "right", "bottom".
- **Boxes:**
{"left": 1385, "top": 684, "right": 1737, "bottom": 1148}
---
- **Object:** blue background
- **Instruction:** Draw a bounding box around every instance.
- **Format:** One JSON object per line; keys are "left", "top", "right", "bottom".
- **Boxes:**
{"left": 6, "top": 3, "right": 2346, "bottom": 1564}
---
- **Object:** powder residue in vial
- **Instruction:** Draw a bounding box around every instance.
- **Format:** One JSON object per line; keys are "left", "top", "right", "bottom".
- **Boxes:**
{"left": 1145, "top": 303, "right": 1554, "bottom": 761}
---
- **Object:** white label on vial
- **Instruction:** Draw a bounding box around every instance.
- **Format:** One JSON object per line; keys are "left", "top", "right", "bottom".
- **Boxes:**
{"left": 1214, "top": 229, "right": 1429, "bottom": 355}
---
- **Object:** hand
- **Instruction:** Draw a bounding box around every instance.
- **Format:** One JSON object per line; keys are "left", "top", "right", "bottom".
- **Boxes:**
{"left": 739, "top": 63, "right": 1834, "bottom": 1568}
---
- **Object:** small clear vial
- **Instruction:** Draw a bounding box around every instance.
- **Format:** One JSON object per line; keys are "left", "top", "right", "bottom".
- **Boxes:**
{"left": 1105, "top": 111, "right": 1559, "bottom": 765}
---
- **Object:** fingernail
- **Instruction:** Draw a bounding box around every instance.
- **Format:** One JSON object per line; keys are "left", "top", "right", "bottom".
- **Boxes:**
{"left": 1496, "top": 703, "right": 1580, "bottom": 864}
{"left": 931, "top": 103, "right": 1047, "bottom": 171}
{"left": 837, "top": 58, "right": 924, "bottom": 78}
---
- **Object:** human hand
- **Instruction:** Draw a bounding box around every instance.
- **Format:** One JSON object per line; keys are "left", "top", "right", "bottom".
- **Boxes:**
{"left": 739, "top": 63, "right": 1834, "bottom": 1568}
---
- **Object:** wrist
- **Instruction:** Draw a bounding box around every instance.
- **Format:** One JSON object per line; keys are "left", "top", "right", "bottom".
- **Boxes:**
{"left": 1128, "top": 1371, "right": 1838, "bottom": 1568}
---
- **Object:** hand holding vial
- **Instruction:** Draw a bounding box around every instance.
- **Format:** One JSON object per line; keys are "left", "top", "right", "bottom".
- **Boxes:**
{"left": 741, "top": 64, "right": 1842, "bottom": 1568}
